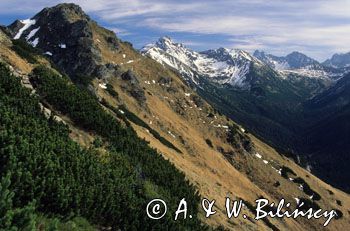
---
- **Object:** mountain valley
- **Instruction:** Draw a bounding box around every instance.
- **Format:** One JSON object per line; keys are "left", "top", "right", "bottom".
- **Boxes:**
{"left": 142, "top": 37, "right": 350, "bottom": 193}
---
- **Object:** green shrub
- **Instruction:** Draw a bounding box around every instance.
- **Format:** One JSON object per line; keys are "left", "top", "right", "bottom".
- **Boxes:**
{"left": 92, "top": 137, "right": 103, "bottom": 148}
{"left": 106, "top": 83, "right": 118, "bottom": 97}
{"left": 11, "top": 39, "right": 40, "bottom": 63}
{"left": 205, "top": 139, "right": 213, "bottom": 148}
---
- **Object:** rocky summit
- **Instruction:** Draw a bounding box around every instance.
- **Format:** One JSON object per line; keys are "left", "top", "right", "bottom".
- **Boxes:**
{"left": 8, "top": 3, "right": 121, "bottom": 78}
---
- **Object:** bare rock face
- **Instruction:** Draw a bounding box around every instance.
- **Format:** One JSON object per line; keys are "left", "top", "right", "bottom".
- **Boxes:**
{"left": 121, "top": 70, "right": 146, "bottom": 105}
{"left": 94, "top": 63, "right": 122, "bottom": 80}
{"left": 4, "top": 20, "right": 22, "bottom": 38}
{"left": 121, "top": 69, "right": 139, "bottom": 84}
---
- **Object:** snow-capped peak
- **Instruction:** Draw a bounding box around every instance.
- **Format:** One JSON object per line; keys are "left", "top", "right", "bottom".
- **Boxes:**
{"left": 141, "top": 37, "right": 263, "bottom": 88}
{"left": 253, "top": 50, "right": 322, "bottom": 70}
{"left": 156, "top": 36, "right": 184, "bottom": 50}
{"left": 253, "top": 50, "right": 290, "bottom": 70}
{"left": 253, "top": 50, "right": 342, "bottom": 79}
{"left": 203, "top": 47, "right": 262, "bottom": 65}
{"left": 141, "top": 37, "right": 183, "bottom": 53}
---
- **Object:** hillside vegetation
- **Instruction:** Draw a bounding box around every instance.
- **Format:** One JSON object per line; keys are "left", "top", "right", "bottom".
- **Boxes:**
{"left": 0, "top": 63, "right": 204, "bottom": 230}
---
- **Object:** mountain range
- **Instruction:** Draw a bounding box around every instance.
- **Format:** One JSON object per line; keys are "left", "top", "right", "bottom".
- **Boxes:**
{"left": 0, "top": 3, "right": 349, "bottom": 230}
{"left": 253, "top": 50, "right": 345, "bottom": 79}
{"left": 142, "top": 37, "right": 350, "bottom": 192}
{"left": 143, "top": 37, "right": 348, "bottom": 87}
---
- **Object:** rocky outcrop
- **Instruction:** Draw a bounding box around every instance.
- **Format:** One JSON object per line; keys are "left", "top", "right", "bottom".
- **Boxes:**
{"left": 94, "top": 63, "right": 121, "bottom": 80}
{"left": 120, "top": 70, "right": 146, "bottom": 105}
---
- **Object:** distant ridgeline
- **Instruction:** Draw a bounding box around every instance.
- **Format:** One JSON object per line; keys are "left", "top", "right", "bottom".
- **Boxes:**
{"left": 142, "top": 37, "right": 350, "bottom": 193}
{"left": 0, "top": 63, "right": 206, "bottom": 230}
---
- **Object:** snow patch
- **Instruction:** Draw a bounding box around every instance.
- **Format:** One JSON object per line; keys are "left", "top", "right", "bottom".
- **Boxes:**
{"left": 29, "top": 38, "right": 39, "bottom": 47}
{"left": 168, "top": 131, "right": 176, "bottom": 138}
{"left": 26, "top": 27, "right": 40, "bottom": 41}
{"left": 59, "top": 44, "right": 66, "bottom": 49}
{"left": 44, "top": 51, "right": 53, "bottom": 56}
{"left": 99, "top": 83, "right": 107, "bottom": 89}
{"left": 306, "top": 164, "right": 312, "bottom": 172}
{"left": 299, "top": 184, "right": 304, "bottom": 191}
{"left": 255, "top": 153, "right": 262, "bottom": 159}
{"left": 14, "top": 19, "right": 36, "bottom": 39}
{"left": 277, "top": 169, "right": 282, "bottom": 175}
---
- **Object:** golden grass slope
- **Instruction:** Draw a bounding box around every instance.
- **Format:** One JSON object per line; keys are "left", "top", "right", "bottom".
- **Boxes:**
{"left": 90, "top": 28, "right": 350, "bottom": 231}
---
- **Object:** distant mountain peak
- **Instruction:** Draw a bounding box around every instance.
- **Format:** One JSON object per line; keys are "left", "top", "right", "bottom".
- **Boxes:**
{"left": 253, "top": 50, "right": 345, "bottom": 79}
{"left": 253, "top": 50, "right": 266, "bottom": 57}
{"left": 284, "top": 51, "right": 319, "bottom": 69}
{"left": 154, "top": 36, "right": 186, "bottom": 51}
{"left": 202, "top": 47, "right": 260, "bottom": 66}
{"left": 252, "top": 50, "right": 289, "bottom": 71}
{"left": 158, "top": 35, "right": 173, "bottom": 43}
{"left": 253, "top": 50, "right": 319, "bottom": 68}
{"left": 288, "top": 51, "right": 305, "bottom": 56}
{"left": 141, "top": 37, "right": 269, "bottom": 88}
{"left": 323, "top": 52, "right": 350, "bottom": 68}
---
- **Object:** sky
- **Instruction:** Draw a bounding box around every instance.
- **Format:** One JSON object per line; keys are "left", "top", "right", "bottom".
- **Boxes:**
{"left": 0, "top": 0, "right": 350, "bottom": 61}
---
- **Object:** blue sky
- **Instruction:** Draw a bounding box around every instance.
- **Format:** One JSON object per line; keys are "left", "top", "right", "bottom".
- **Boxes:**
{"left": 1, "top": 0, "right": 350, "bottom": 61}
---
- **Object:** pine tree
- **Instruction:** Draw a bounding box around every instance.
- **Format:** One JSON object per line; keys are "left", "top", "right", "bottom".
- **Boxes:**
{"left": 0, "top": 173, "right": 36, "bottom": 230}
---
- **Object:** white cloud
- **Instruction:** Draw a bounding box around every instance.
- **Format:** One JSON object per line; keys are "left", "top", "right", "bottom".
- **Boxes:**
{"left": 141, "top": 16, "right": 269, "bottom": 35}
{"left": 107, "top": 27, "right": 132, "bottom": 36}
